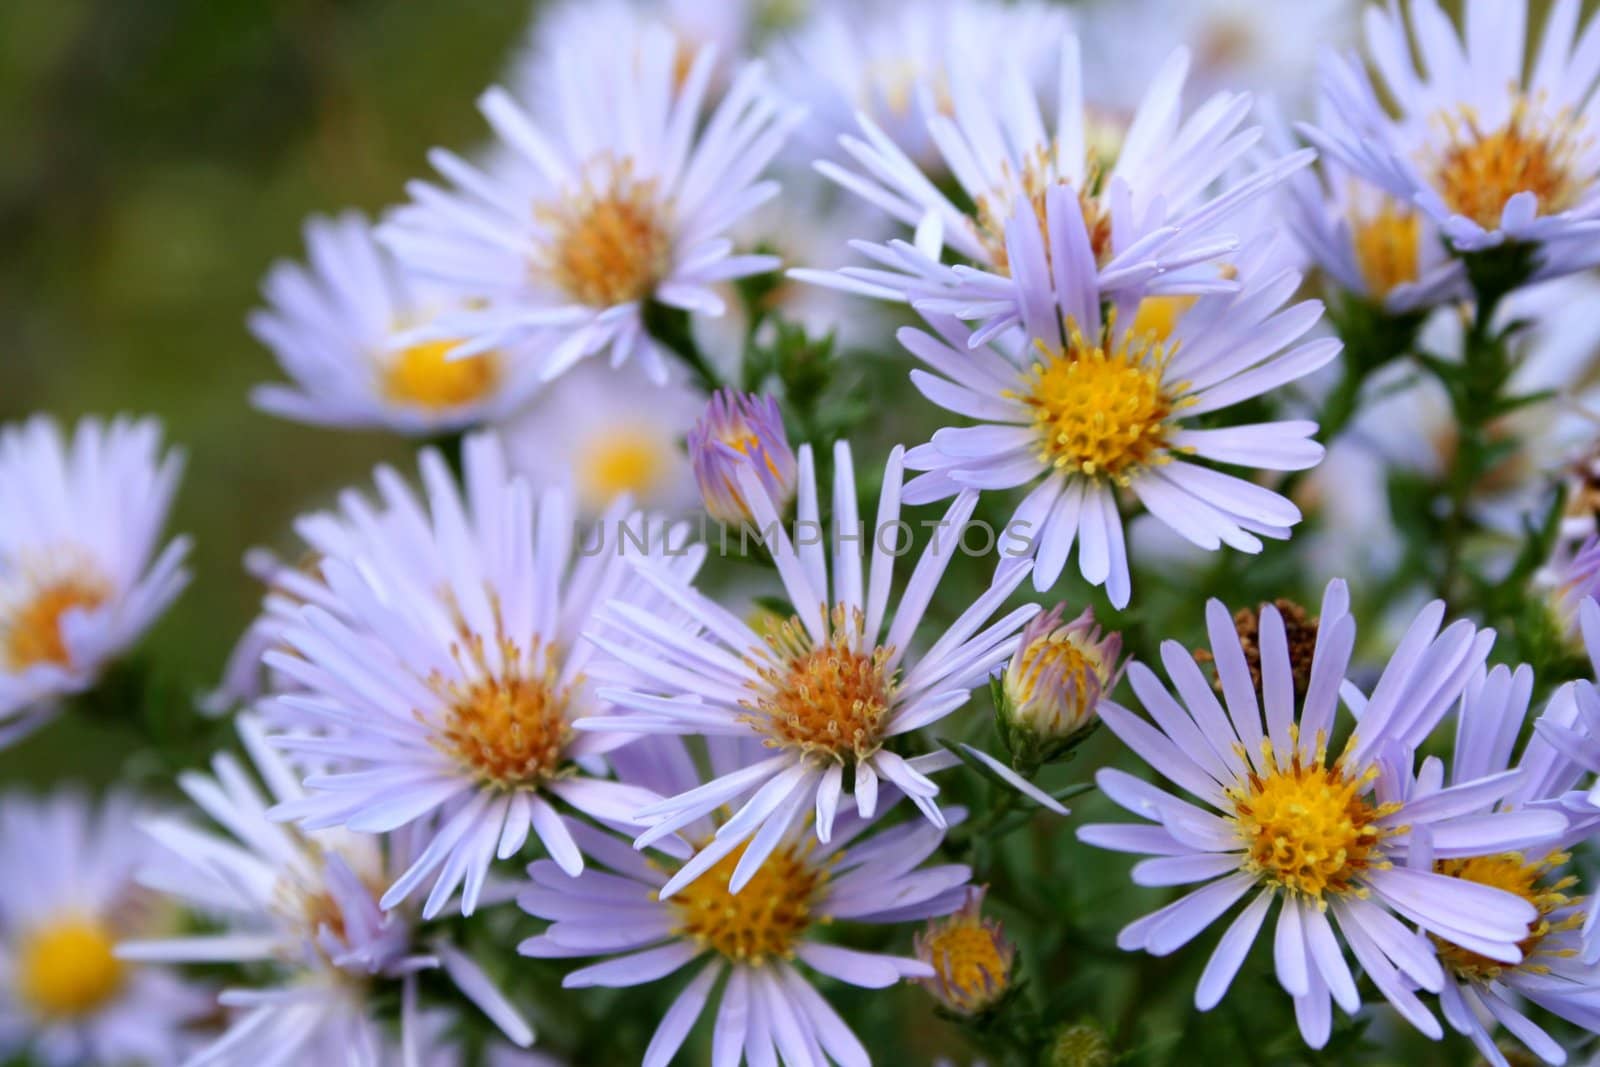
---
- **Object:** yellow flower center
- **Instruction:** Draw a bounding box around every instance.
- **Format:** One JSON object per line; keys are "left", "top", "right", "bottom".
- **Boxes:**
{"left": 382, "top": 339, "right": 501, "bottom": 411}
{"left": 746, "top": 605, "right": 897, "bottom": 762}
{"left": 540, "top": 158, "right": 672, "bottom": 307}
{"left": 17, "top": 917, "right": 125, "bottom": 1019}
{"left": 668, "top": 840, "right": 828, "bottom": 963}
{"left": 1432, "top": 98, "right": 1586, "bottom": 230}
{"left": 577, "top": 431, "right": 667, "bottom": 511}
{"left": 974, "top": 147, "right": 1114, "bottom": 275}
{"left": 1351, "top": 202, "right": 1422, "bottom": 299}
{"left": 1229, "top": 737, "right": 1395, "bottom": 901}
{"left": 1016, "top": 321, "right": 1181, "bottom": 485}
{"left": 1431, "top": 851, "right": 1582, "bottom": 981}
{"left": 3, "top": 574, "right": 110, "bottom": 672}
{"left": 430, "top": 634, "right": 573, "bottom": 789}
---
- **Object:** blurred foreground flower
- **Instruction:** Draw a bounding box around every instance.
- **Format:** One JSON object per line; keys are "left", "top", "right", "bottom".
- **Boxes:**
{"left": 121, "top": 717, "right": 535, "bottom": 1064}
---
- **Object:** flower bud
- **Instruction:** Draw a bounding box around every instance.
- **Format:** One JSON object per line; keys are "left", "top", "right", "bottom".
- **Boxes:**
{"left": 687, "top": 390, "right": 796, "bottom": 525}
{"left": 1046, "top": 1022, "right": 1114, "bottom": 1067}
{"left": 914, "top": 888, "right": 1014, "bottom": 1016}
{"left": 998, "top": 605, "right": 1120, "bottom": 766}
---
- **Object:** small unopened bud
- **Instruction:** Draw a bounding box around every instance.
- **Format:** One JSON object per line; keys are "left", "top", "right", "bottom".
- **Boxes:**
{"left": 1046, "top": 1022, "right": 1114, "bottom": 1067}
{"left": 687, "top": 390, "right": 796, "bottom": 525}
{"left": 998, "top": 605, "right": 1120, "bottom": 766}
{"left": 914, "top": 888, "right": 1014, "bottom": 1016}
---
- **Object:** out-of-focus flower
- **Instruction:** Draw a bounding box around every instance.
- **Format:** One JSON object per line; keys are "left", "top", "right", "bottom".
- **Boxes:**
{"left": 517, "top": 735, "right": 967, "bottom": 1066}
{"left": 796, "top": 32, "right": 1313, "bottom": 332}
{"left": 1078, "top": 581, "right": 1566, "bottom": 1050}
{"left": 1045, "top": 1022, "right": 1115, "bottom": 1067}
{"left": 774, "top": 0, "right": 1068, "bottom": 171}
{"left": 1079, "top": 0, "right": 1357, "bottom": 116}
{"left": 503, "top": 359, "right": 704, "bottom": 518}
{"left": 261, "top": 434, "right": 704, "bottom": 917}
{"left": 1302, "top": 0, "right": 1600, "bottom": 282}
{"left": 590, "top": 440, "right": 1040, "bottom": 895}
{"left": 999, "top": 604, "right": 1121, "bottom": 764}
{"left": 382, "top": 27, "right": 803, "bottom": 385}
{"left": 1284, "top": 157, "right": 1467, "bottom": 314}
{"left": 1424, "top": 664, "right": 1600, "bottom": 1065}
{"left": 915, "top": 887, "right": 1015, "bottom": 1016}
{"left": 0, "top": 416, "right": 190, "bottom": 745}
{"left": 121, "top": 717, "right": 535, "bottom": 1064}
{"left": 899, "top": 237, "right": 1335, "bottom": 607}
{"left": 250, "top": 212, "right": 547, "bottom": 435}
{"left": 686, "top": 389, "right": 797, "bottom": 524}
{"left": 0, "top": 791, "right": 206, "bottom": 1067}
{"left": 1534, "top": 535, "right": 1600, "bottom": 650}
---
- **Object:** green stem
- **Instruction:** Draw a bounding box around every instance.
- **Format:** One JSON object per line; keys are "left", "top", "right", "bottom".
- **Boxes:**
{"left": 643, "top": 301, "right": 724, "bottom": 393}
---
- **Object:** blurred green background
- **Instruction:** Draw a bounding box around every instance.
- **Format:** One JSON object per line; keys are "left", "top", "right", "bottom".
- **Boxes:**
{"left": 0, "top": 0, "right": 538, "bottom": 783}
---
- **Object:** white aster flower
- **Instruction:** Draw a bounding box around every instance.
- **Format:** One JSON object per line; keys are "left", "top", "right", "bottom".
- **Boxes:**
{"left": 588, "top": 440, "right": 1040, "bottom": 894}
{"left": 898, "top": 236, "right": 1337, "bottom": 607}
{"left": 250, "top": 211, "right": 547, "bottom": 435}
{"left": 381, "top": 27, "right": 803, "bottom": 385}
{"left": 263, "top": 433, "right": 704, "bottom": 916}
{"left": 795, "top": 32, "right": 1314, "bottom": 326}
{"left": 121, "top": 716, "right": 535, "bottom": 1065}
{"left": 517, "top": 735, "right": 967, "bottom": 1067}
{"left": 502, "top": 358, "right": 704, "bottom": 518}
{"left": 1077, "top": 581, "right": 1563, "bottom": 1049}
{"left": 0, "top": 790, "right": 206, "bottom": 1067}
{"left": 773, "top": 0, "right": 1069, "bottom": 171}
{"left": 1301, "top": 0, "right": 1600, "bottom": 271}
{"left": 1417, "top": 664, "right": 1600, "bottom": 1067}
{"left": 0, "top": 416, "right": 190, "bottom": 744}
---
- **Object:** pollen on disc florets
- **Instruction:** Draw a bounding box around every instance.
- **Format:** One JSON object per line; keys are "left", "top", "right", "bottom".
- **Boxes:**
{"left": 1, "top": 564, "right": 111, "bottom": 672}
{"left": 745, "top": 604, "right": 898, "bottom": 762}
{"left": 668, "top": 840, "right": 829, "bottom": 964}
{"left": 1431, "top": 851, "right": 1583, "bottom": 982}
{"left": 1228, "top": 731, "right": 1397, "bottom": 902}
{"left": 1430, "top": 96, "right": 1588, "bottom": 230}
{"left": 1014, "top": 315, "right": 1186, "bottom": 486}
{"left": 429, "top": 629, "right": 575, "bottom": 789}
{"left": 537, "top": 156, "right": 673, "bottom": 308}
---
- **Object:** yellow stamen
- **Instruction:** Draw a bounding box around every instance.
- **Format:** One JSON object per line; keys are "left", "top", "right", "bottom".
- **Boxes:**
{"left": 1013, "top": 315, "right": 1183, "bottom": 485}
{"left": 539, "top": 158, "right": 672, "bottom": 307}
{"left": 745, "top": 605, "right": 897, "bottom": 762}
{"left": 430, "top": 631, "right": 573, "bottom": 789}
{"left": 1228, "top": 734, "right": 1396, "bottom": 902}
{"left": 17, "top": 917, "right": 125, "bottom": 1018}
{"left": 668, "top": 840, "right": 827, "bottom": 963}
{"left": 1432, "top": 97, "right": 1586, "bottom": 230}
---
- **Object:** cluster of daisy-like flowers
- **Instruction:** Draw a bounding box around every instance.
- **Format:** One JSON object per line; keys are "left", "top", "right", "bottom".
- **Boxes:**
{"left": 10, "top": 0, "right": 1600, "bottom": 1064}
